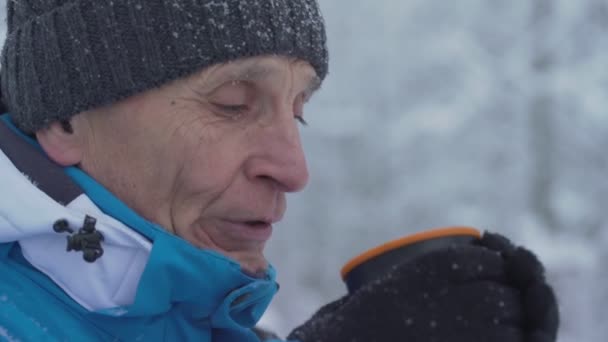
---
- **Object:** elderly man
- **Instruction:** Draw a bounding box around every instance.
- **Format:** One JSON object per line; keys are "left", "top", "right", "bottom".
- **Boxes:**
{"left": 0, "top": 1, "right": 558, "bottom": 341}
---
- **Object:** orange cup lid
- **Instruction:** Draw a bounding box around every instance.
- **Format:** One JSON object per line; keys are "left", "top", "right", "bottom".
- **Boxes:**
{"left": 340, "top": 226, "right": 482, "bottom": 280}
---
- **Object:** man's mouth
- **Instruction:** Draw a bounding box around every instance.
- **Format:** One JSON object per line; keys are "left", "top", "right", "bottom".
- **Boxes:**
{"left": 245, "top": 220, "right": 271, "bottom": 228}
{"left": 222, "top": 219, "right": 274, "bottom": 242}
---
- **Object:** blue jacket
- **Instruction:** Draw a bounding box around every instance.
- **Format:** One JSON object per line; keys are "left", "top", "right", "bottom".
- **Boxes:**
{"left": 0, "top": 114, "right": 288, "bottom": 342}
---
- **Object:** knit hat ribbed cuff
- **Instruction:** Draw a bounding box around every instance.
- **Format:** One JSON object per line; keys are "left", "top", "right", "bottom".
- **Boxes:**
{"left": 1, "top": 0, "right": 328, "bottom": 133}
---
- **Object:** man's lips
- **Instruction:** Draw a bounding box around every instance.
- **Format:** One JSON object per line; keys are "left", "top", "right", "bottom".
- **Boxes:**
{"left": 220, "top": 219, "right": 274, "bottom": 242}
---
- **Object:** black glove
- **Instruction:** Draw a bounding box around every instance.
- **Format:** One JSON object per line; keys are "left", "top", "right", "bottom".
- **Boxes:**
{"left": 288, "top": 232, "right": 559, "bottom": 342}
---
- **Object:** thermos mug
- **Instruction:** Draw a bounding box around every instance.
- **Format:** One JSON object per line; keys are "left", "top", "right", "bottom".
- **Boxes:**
{"left": 341, "top": 226, "right": 482, "bottom": 293}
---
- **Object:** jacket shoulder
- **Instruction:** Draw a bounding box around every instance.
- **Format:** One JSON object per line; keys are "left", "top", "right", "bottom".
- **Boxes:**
{"left": 0, "top": 257, "right": 62, "bottom": 341}
{"left": 0, "top": 244, "right": 108, "bottom": 341}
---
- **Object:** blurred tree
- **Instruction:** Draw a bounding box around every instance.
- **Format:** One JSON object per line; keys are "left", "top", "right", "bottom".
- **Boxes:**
{"left": 529, "top": 0, "right": 561, "bottom": 232}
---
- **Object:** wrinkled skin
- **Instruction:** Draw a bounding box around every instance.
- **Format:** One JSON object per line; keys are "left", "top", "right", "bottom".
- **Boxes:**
{"left": 37, "top": 56, "right": 321, "bottom": 275}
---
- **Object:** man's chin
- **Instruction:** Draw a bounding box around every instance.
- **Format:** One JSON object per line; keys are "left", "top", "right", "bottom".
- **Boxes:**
{"left": 225, "top": 250, "right": 269, "bottom": 278}
{"left": 186, "top": 223, "right": 269, "bottom": 275}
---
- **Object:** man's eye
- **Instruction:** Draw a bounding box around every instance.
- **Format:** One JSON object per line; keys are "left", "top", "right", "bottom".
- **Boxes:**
{"left": 294, "top": 93, "right": 308, "bottom": 126}
{"left": 295, "top": 116, "right": 308, "bottom": 126}
{"left": 214, "top": 104, "right": 249, "bottom": 115}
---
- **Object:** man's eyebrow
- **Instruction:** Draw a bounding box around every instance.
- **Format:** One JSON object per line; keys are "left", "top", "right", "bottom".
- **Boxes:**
{"left": 211, "top": 63, "right": 322, "bottom": 95}
{"left": 225, "top": 64, "right": 274, "bottom": 82}
{"left": 194, "top": 64, "right": 273, "bottom": 94}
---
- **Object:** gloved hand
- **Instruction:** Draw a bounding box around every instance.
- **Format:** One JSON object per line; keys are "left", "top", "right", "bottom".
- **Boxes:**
{"left": 288, "top": 232, "right": 559, "bottom": 342}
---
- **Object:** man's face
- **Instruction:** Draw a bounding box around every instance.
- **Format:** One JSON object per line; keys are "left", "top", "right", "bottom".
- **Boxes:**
{"left": 74, "top": 56, "right": 320, "bottom": 274}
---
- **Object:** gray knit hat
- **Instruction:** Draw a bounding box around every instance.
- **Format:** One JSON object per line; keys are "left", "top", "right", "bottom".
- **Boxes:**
{"left": 1, "top": 0, "right": 328, "bottom": 133}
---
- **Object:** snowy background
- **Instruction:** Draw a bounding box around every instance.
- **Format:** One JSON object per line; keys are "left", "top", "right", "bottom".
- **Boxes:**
{"left": 1, "top": 1, "right": 606, "bottom": 341}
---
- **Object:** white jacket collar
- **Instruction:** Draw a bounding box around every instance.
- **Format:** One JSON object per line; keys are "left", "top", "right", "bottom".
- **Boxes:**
{"left": 0, "top": 147, "right": 152, "bottom": 312}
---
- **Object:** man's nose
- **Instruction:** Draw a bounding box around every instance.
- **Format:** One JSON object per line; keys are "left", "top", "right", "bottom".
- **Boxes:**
{"left": 246, "top": 116, "right": 310, "bottom": 193}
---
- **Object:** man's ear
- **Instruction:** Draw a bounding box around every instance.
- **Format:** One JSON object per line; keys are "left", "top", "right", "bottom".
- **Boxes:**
{"left": 36, "top": 119, "right": 84, "bottom": 166}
